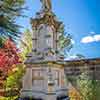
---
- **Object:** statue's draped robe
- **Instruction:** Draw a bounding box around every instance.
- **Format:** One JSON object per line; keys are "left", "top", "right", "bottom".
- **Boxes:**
{"left": 40, "top": 0, "right": 52, "bottom": 11}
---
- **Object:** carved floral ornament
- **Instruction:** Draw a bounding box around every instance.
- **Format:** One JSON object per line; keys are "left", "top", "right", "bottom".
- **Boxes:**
{"left": 30, "top": 13, "right": 64, "bottom": 33}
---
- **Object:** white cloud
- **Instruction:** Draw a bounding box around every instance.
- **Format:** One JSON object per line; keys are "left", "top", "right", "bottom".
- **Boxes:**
{"left": 94, "top": 35, "right": 100, "bottom": 41}
{"left": 81, "top": 36, "right": 94, "bottom": 43}
{"left": 81, "top": 34, "right": 100, "bottom": 43}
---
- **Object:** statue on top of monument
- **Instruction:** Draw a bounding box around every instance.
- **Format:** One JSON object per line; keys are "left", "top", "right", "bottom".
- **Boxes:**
{"left": 40, "top": 0, "right": 52, "bottom": 11}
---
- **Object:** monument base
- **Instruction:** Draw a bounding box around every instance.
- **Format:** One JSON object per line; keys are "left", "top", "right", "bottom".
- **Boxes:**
{"left": 20, "top": 88, "right": 69, "bottom": 100}
{"left": 18, "top": 96, "right": 69, "bottom": 100}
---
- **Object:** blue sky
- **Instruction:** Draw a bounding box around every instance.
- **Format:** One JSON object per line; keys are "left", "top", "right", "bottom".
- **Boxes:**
{"left": 18, "top": 0, "right": 100, "bottom": 59}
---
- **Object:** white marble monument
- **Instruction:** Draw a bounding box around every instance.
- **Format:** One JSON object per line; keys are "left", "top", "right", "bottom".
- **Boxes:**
{"left": 21, "top": 0, "right": 69, "bottom": 100}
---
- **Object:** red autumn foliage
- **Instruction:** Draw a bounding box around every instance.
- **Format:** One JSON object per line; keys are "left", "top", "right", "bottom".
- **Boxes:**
{"left": 0, "top": 39, "right": 20, "bottom": 73}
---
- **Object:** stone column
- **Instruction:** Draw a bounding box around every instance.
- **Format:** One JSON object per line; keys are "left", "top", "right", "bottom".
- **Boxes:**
{"left": 32, "top": 28, "right": 37, "bottom": 55}
{"left": 60, "top": 67, "right": 66, "bottom": 88}
{"left": 54, "top": 31, "right": 57, "bottom": 51}
{"left": 46, "top": 66, "right": 57, "bottom": 100}
{"left": 22, "top": 67, "right": 32, "bottom": 90}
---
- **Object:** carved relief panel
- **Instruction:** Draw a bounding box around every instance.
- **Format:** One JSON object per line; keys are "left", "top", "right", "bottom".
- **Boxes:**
{"left": 37, "top": 24, "right": 54, "bottom": 53}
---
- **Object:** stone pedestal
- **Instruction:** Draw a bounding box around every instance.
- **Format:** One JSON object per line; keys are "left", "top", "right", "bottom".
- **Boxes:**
{"left": 21, "top": 61, "right": 68, "bottom": 100}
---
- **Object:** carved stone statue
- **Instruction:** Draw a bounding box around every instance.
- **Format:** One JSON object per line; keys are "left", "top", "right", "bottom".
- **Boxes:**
{"left": 40, "top": 0, "right": 52, "bottom": 11}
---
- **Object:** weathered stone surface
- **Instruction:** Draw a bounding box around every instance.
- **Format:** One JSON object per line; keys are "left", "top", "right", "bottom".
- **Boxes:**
{"left": 21, "top": 0, "right": 68, "bottom": 100}
{"left": 64, "top": 58, "right": 100, "bottom": 80}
